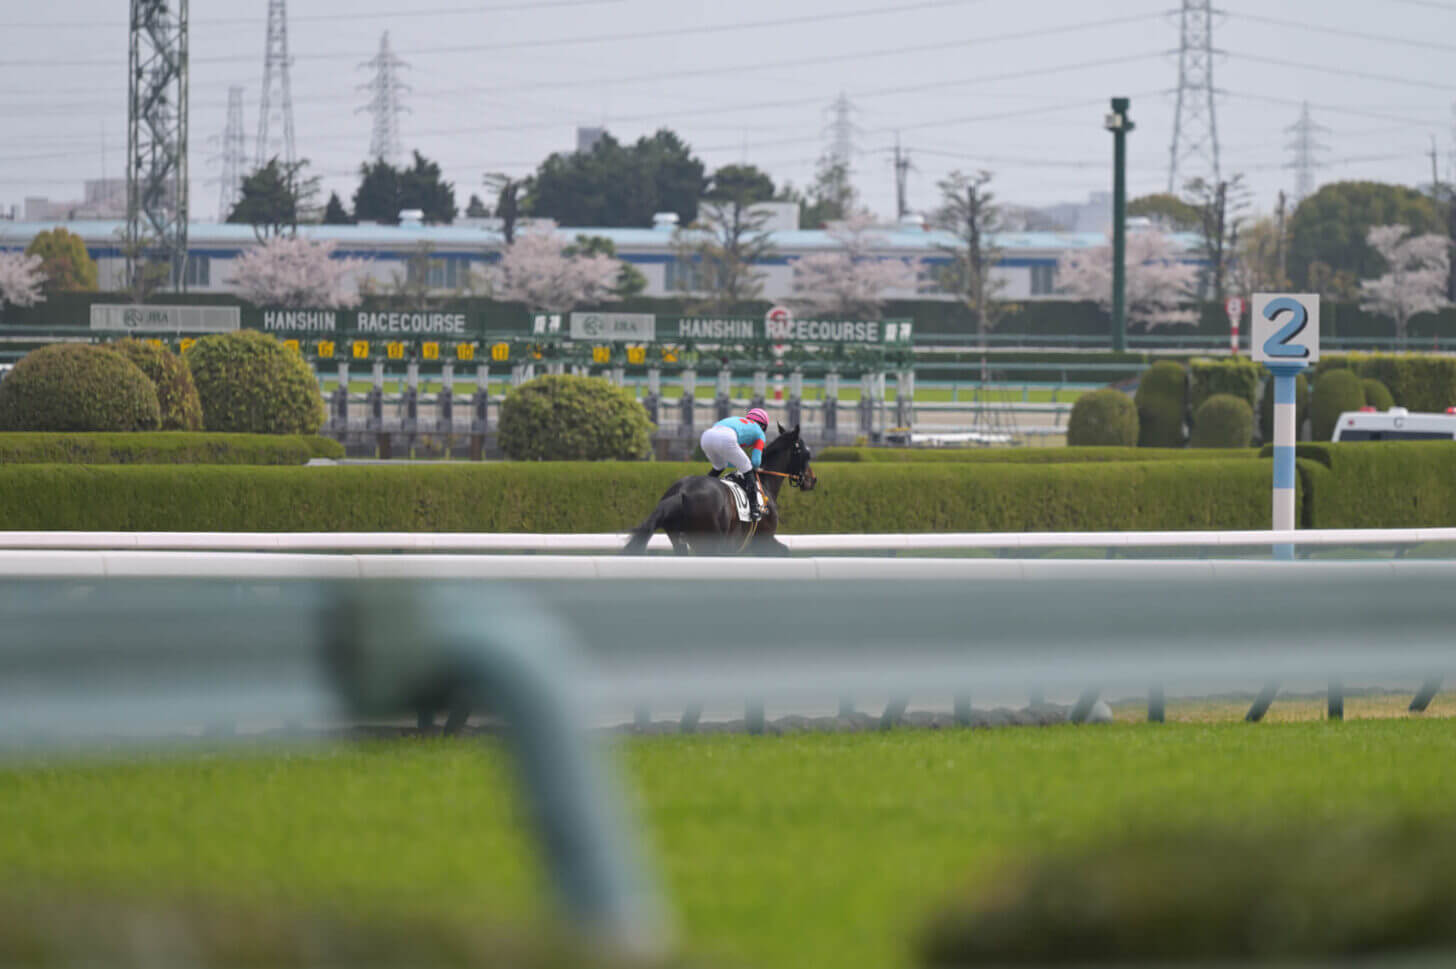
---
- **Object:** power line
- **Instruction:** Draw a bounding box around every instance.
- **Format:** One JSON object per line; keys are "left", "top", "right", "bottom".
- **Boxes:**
{"left": 1220, "top": 89, "right": 1441, "bottom": 128}
{"left": 1224, "top": 51, "right": 1456, "bottom": 93}
{"left": 1225, "top": 11, "right": 1456, "bottom": 55}
{"left": 0, "top": 0, "right": 626, "bottom": 29}
{"left": 0, "top": 12, "right": 1167, "bottom": 113}
{"left": 1, "top": 0, "right": 995, "bottom": 67}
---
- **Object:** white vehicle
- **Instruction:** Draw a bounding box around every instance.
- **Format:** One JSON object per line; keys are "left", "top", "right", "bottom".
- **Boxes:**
{"left": 1331, "top": 407, "right": 1456, "bottom": 442}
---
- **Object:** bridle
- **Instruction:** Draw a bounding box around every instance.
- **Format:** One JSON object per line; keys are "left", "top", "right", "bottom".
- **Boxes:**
{"left": 756, "top": 467, "right": 813, "bottom": 489}
{"left": 749, "top": 423, "right": 816, "bottom": 490}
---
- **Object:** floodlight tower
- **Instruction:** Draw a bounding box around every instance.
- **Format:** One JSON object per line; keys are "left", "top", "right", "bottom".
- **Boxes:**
{"left": 1167, "top": 0, "right": 1221, "bottom": 192}
{"left": 126, "top": 0, "right": 189, "bottom": 292}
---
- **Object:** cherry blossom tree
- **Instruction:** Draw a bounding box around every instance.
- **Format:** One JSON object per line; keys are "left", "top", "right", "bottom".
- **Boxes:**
{"left": 229, "top": 237, "right": 363, "bottom": 307}
{"left": 1057, "top": 228, "right": 1199, "bottom": 329}
{"left": 1358, "top": 224, "right": 1450, "bottom": 342}
{"left": 790, "top": 212, "right": 920, "bottom": 318}
{"left": 0, "top": 252, "right": 45, "bottom": 310}
{"left": 493, "top": 227, "right": 623, "bottom": 313}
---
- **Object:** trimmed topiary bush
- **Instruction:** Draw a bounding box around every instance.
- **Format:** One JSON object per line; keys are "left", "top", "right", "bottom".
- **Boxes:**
{"left": 184, "top": 330, "right": 325, "bottom": 434}
{"left": 1311, "top": 368, "right": 1367, "bottom": 441}
{"left": 110, "top": 338, "right": 203, "bottom": 431}
{"left": 1066, "top": 389, "right": 1137, "bottom": 446}
{"left": 0, "top": 344, "right": 159, "bottom": 432}
{"left": 1362, "top": 377, "right": 1395, "bottom": 411}
{"left": 1134, "top": 360, "right": 1187, "bottom": 447}
{"left": 1189, "top": 357, "right": 1261, "bottom": 412}
{"left": 498, "top": 374, "right": 653, "bottom": 460}
{"left": 1190, "top": 393, "right": 1253, "bottom": 448}
{"left": 1259, "top": 372, "right": 1310, "bottom": 445}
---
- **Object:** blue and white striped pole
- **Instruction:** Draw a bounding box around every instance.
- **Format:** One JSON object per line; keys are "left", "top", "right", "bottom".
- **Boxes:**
{"left": 1254, "top": 293, "right": 1319, "bottom": 562}
{"left": 1267, "top": 360, "right": 1307, "bottom": 559}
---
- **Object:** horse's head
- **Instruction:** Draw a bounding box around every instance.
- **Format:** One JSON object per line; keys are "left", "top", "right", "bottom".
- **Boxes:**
{"left": 770, "top": 422, "right": 817, "bottom": 491}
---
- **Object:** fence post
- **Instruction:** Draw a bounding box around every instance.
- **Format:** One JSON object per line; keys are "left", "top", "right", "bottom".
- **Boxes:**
{"left": 470, "top": 362, "right": 489, "bottom": 461}
{"left": 438, "top": 361, "right": 454, "bottom": 441}
{"left": 368, "top": 358, "right": 389, "bottom": 459}
{"left": 680, "top": 368, "right": 696, "bottom": 454}
{"left": 403, "top": 359, "right": 419, "bottom": 456}
{"left": 823, "top": 370, "right": 839, "bottom": 443}
{"left": 715, "top": 366, "right": 733, "bottom": 421}
{"left": 332, "top": 360, "right": 349, "bottom": 438}
{"left": 751, "top": 370, "right": 767, "bottom": 412}
{"left": 787, "top": 369, "right": 803, "bottom": 429}
{"left": 642, "top": 366, "right": 660, "bottom": 425}
{"left": 895, "top": 368, "right": 914, "bottom": 432}
{"left": 858, "top": 371, "right": 875, "bottom": 439}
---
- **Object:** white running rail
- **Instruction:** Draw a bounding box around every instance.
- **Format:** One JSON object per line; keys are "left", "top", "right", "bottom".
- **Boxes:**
{"left": 0, "top": 552, "right": 1453, "bottom": 581}
{"left": 0, "top": 528, "right": 1453, "bottom": 553}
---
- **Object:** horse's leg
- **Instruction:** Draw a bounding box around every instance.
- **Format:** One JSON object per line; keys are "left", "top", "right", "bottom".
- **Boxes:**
{"left": 667, "top": 531, "right": 691, "bottom": 555}
{"left": 753, "top": 534, "right": 791, "bottom": 557}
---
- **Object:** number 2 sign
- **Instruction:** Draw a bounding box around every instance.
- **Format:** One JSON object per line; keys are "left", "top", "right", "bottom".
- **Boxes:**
{"left": 1252, "top": 293, "right": 1320, "bottom": 363}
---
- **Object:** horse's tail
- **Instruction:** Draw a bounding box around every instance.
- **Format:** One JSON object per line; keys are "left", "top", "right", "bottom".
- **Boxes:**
{"left": 622, "top": 493, "right": 682, "bottom": 555}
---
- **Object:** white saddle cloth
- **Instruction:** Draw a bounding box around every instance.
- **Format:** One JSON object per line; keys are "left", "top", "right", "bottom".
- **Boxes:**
{"left": 719, "top": 477, "right": 764, "bottom": 523}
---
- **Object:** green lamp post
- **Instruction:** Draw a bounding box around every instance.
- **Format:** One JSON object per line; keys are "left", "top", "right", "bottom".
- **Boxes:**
{"left": 1105, "top": 97, "right": 1134, "bottom": 353}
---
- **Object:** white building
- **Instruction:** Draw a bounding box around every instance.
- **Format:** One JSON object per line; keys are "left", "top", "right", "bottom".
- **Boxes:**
{"left": 0, "top": 211, "right": 1199, "bottom": 303}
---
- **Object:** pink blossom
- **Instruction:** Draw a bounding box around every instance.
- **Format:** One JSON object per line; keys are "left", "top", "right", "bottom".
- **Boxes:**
{"left": 229, "top": 237, "right": 363, "bottom": 307}
{"left": 790, "top": 212, "right": 921, "bottom": 319}
{"left": 1057, "top": 228, "right": 1199, "bottom": 329}
{"left": 1359, "top": 225, "right": 1450, "bottom": 340}
{"left": 492, "top": 228, "right": 623, "bottom": 314}
{"left": 0, "top": 251, "right": 45, "bottom": 308}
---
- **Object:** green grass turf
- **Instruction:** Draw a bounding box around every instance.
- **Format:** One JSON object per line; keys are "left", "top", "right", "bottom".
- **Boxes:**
{"left": 3, "top": 719, "right": 1454, "bottom": 969}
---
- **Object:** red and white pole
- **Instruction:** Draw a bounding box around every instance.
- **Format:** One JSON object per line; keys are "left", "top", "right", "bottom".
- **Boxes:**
{"left": 1225, "top": 296, "right": 1245, "bottom": 357}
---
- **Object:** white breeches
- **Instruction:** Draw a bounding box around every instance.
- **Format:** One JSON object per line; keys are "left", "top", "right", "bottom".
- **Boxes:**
{"left": 700, "top": 425, "right": 752, "bottom": 474}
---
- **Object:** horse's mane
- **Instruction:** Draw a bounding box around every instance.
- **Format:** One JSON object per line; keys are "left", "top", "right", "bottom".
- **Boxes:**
{"left": 763, "top": 425, "right": 799, "bottom": 459}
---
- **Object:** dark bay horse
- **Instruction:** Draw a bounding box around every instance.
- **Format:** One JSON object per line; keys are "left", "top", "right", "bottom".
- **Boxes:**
{"left": 622, "top": 423, "right": 817, "bottom": 555}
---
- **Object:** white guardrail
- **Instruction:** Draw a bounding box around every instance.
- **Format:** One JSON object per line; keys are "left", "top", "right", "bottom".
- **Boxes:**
{"left": 0, "top": 527, "right": 1454, "bottom": 553}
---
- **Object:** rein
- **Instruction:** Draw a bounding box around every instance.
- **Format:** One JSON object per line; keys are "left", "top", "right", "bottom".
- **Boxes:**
{"left": 755, "top": 468, "right": 810, "bottom": 488}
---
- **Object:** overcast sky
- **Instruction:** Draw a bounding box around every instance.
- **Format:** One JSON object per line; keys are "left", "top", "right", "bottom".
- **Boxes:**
{"left": 2, "top": 0, "right": 1453, "bottom": 225}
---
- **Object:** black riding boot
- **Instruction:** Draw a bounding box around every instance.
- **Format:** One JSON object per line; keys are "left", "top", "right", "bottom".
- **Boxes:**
{"left": 739, "top": 471, "right": 762, "bottom": 522}
{"left": 706, "top": 467, "right": 723, "bottom": 478}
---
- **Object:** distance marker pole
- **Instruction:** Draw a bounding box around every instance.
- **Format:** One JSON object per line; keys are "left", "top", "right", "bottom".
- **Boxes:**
{"left": 1267, "top": 359, "right": 1307, "bottom": 559}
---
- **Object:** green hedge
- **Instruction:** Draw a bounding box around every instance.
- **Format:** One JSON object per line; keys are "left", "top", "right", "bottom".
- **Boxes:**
{"left": 0, "top": 460, "right": 1278, "bottom": 533}
{"left": 816, "top": 446, "right": 1258, "bottom": 463}
{"left": 0, "top": 432, "right": 343, "bottom": 465}
{"left": 1278, "top": 442, "right": 1456, "bottom": 529}
{"left": 919, "top": 817, "right": 1456, "bottom": 965}
{"left": 1316, "top": 353, "right": 1456, "bottom": 412}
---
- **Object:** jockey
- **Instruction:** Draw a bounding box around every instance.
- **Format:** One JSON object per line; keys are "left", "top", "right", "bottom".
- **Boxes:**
{"left": 700, "top": 407, "right": 769, "bottom": 522}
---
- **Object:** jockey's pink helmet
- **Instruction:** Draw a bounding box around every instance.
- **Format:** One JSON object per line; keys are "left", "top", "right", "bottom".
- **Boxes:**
{"left": 745, "top": 407, "right": 769, "bottom": 429}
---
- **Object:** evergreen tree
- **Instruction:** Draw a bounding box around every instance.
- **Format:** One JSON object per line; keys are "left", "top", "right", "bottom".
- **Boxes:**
{"left": 321, "top": 192, "right": 352, "bottom": 225}
{"left": 228, "top": 158, "right": 319, "bottom": 239}
{"left": 352, "top": 151, "right": 456, "bottom": 225}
